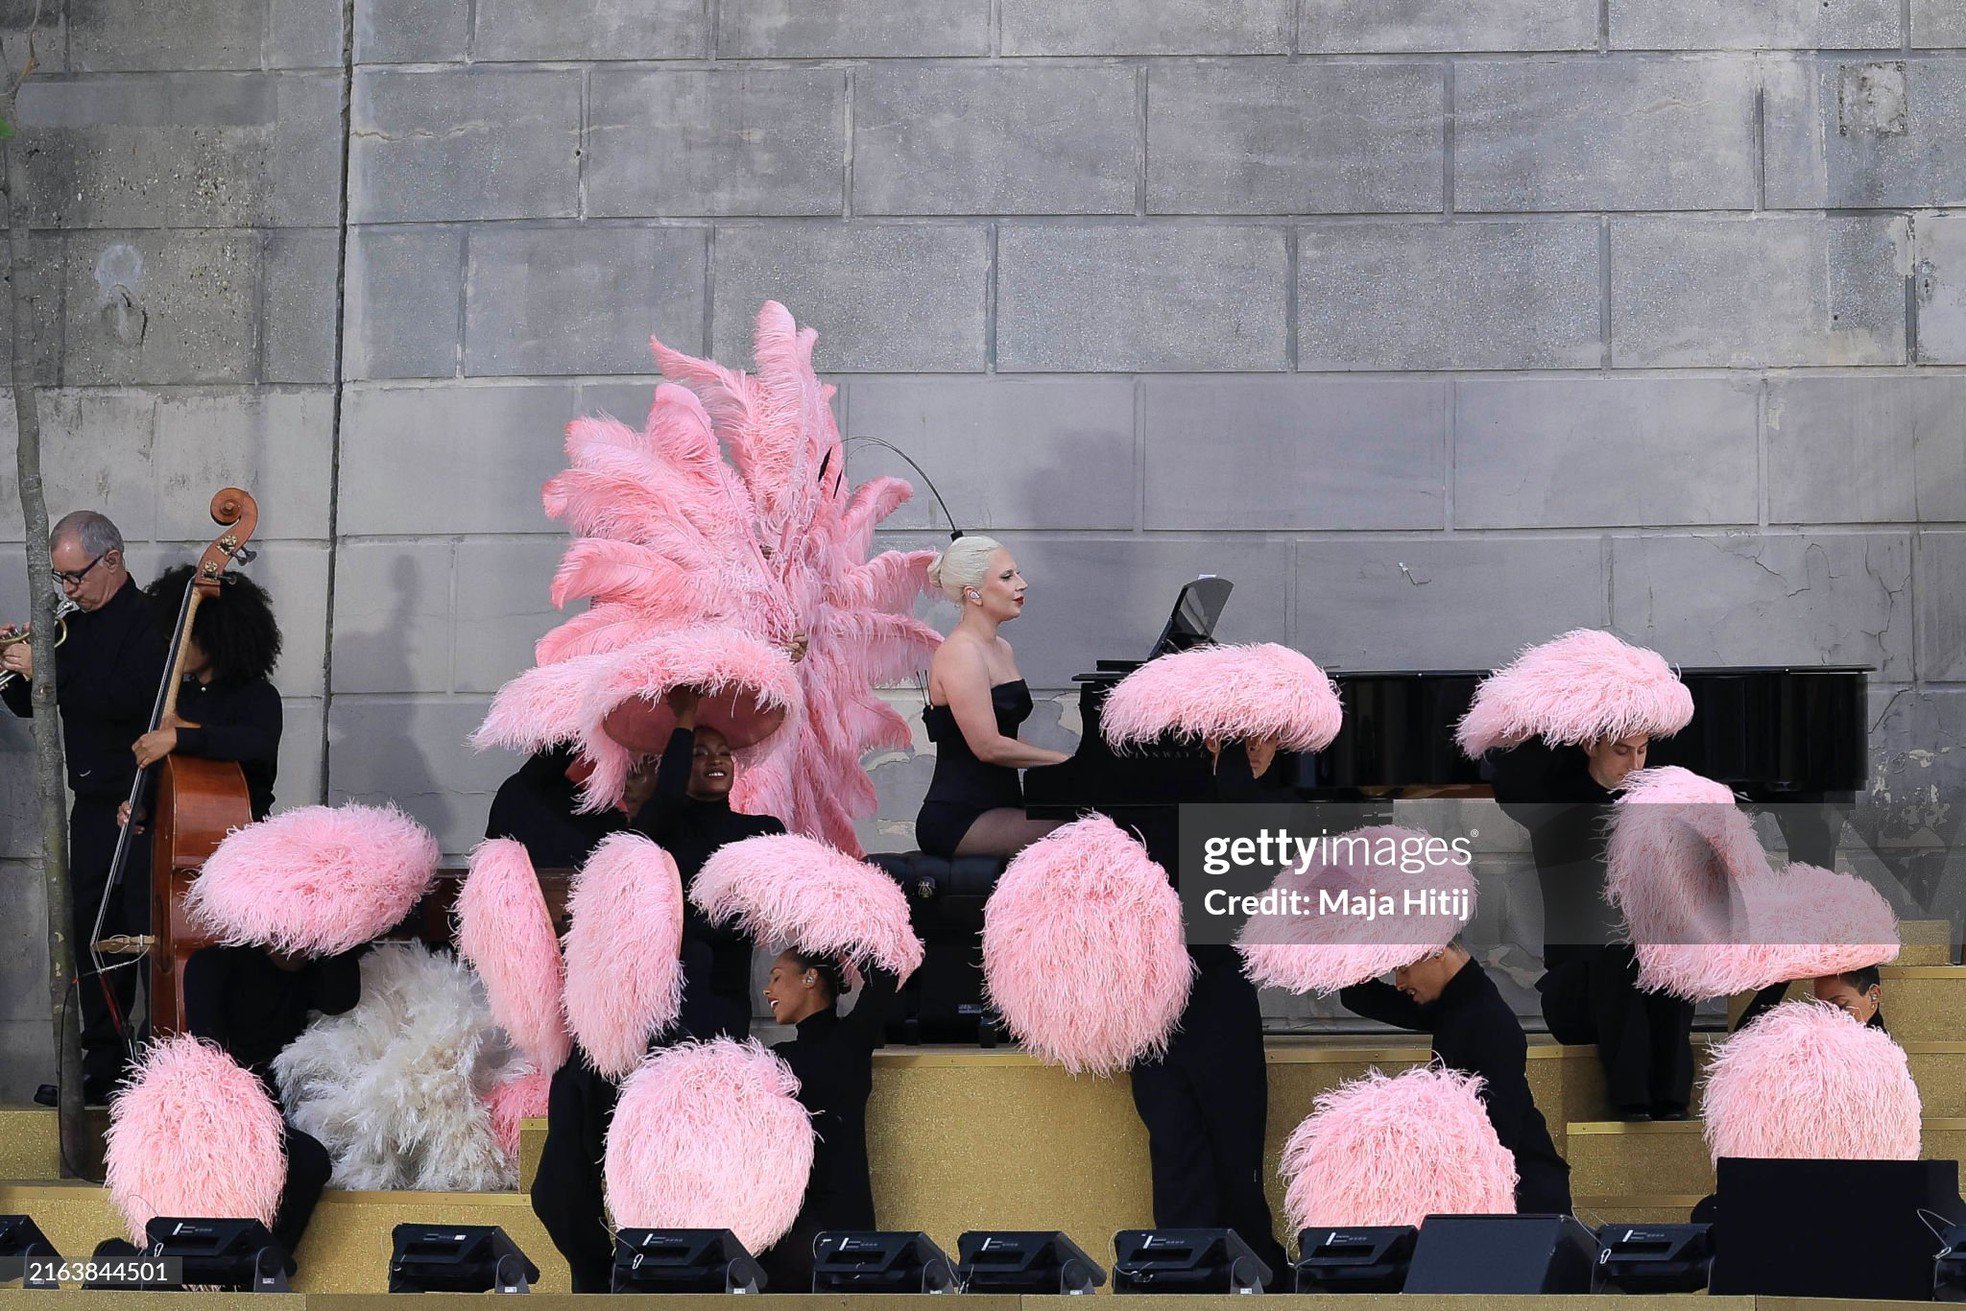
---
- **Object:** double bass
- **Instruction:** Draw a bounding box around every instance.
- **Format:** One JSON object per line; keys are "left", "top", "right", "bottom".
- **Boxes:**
{"left": 92, "top": 488, "right": 260, "bottom": 1035}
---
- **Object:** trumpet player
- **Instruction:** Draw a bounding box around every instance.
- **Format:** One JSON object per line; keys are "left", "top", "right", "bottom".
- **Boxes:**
{"left": 4, "top": 511, "right": 168, "bottom": 1105}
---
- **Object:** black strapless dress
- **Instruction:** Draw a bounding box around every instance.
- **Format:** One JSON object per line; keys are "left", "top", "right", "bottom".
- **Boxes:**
{"left": 915, "top": 679, "right": 1034, "bottom": 857}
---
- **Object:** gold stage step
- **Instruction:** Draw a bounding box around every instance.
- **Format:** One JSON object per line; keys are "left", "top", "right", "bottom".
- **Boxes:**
{"left": 1880, "top": 964, "right": 1966, "bottom": 1042}
{"left": 1901, "top": 918, "right": 1955, "bottom": 966}
{"left": 1565, "top": 1116, "right": 1966, "bottom": 1199}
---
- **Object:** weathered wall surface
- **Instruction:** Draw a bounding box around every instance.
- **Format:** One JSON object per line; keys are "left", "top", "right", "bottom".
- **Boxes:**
{"left": 3, "top": 0, "right": 1965, "bottom": 1090}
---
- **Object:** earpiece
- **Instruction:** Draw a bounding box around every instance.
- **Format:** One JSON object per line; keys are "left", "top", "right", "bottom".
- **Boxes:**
{"left": 965, "top": 588, "right": 980, "bottom": 604}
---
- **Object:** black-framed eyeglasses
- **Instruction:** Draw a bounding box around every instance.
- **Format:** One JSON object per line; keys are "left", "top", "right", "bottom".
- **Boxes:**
{"left": 52, "top": 552, "right": 107, "bottom": 587}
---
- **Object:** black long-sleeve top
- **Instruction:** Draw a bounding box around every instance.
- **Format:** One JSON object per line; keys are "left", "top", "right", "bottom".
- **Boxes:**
{"left": 182, "top": 944, "right": 364, "bottom": 1098}
{"left": 1486, "top": 737, "right": 1619, "bottom": 956}
{"left": 485, "top": 747, "right": 627, "bottom": 869}
{"left": 4, "top": 576, "right": 168, "bottom": 799}
{"left": 772, "top": 968, "right": 900, "bottom": 1232}
{"left": 630, "top": 728, "right": 786, "bottom": 995}
{"left": 1340, "top": 962, "right": 1572, "bottom": 1214}
{"left": 172, "top": 676, "right": 282, "bottom": 820}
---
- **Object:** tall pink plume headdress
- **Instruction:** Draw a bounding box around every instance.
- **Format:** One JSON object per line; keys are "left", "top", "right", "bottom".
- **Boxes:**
{"left": 474, "top": 301, "right": 941, "bottom": 854}
{"left": 1456, "top": 628, "right": 1693, "bottom": 758}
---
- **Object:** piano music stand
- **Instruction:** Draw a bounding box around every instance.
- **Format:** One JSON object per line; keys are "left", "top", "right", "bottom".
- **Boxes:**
{"left": 1149, "top": 577, "right": 1233, "bottom": 659}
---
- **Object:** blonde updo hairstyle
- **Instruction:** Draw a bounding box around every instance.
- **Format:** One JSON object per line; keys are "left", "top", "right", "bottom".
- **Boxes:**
{"left": 926, "top": 535, "right": 1006, "bottom": 606}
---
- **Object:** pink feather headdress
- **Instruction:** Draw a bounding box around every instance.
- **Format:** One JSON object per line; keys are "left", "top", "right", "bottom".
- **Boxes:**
{"left": 981, "top": 815, "right": 1194, "bottom": 1076}
{"left": 604, "top": 1038, "right": 815, "bottom": 1254}
{"left": 561, "top": 833, "right": 686, "bottom": 1079}
{"left": 692, "top": 833, "right": 925, "bottom": 981}
{"left": 1456, "top": 628, "right": 1693, "bottom": 758}
{"left": 473, "top": 303, "right": 941, "bottom": 854}
{"left": 455, "top": 838, "right": 570, "bottom": 1073}
{"left": 184, "top": 803, "right": 438, "bottom": 957}
{"left": 1101, "top": 642, "right": 1344, "bottom": 753}
{"left": 1281, "top": 1066, "right": 1517, "bottom": 1230}
{"left": 105, "top": 1036, "right": 287, "bottom": 1245}
{"left": 1238, "top": 825, "right": 1477, "bottom": 995}
{"left": 1703, "top": 1002, "right": 1921, "bottom": 1163}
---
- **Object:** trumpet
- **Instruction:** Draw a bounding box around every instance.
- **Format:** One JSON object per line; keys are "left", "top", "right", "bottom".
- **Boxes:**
{"left": 0, "top": 597, "right": 79, "bottom": 690}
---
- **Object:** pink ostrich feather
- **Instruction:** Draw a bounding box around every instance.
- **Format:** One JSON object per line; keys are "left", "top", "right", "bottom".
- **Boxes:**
{"left": 604, "top": 1038, "right": 815, "bottom": 1254}
{"left": 692, "top": 833, "right": 925, "bottom": 980}
{"left": 185, "top": 804, "right": 438, "bottom": 957}
{"left": 475, "top": 302, "right": 939, "bottom": 855}
{"left": 105, "top": 1036, "right": 287, "bottom": 1245}
{"left": 1456, "top": 629, "right": 1693, "bottom": 758}
{"left": 1281, "top": 1065, "right": 1518, "bottom": 1230}
{"left": 455, "top": 839, "right": 570, "bottom": 1073}
{"left": 1703, "top": 1002, "right": 1920, "bottom": 1163}
{"left": 484, "top": 1068, "right": 554, "bottom": 1159}
{"left": 562, "top": 833, "right": 686, "bottom": 1079}
{"left": 982, "top": 815, "right": 1194, "bottom": 1076}
{"left": 1237, "top": 825, "right": 1478, "bottom": 995}
{"left": 1102, "top": 643, "right": 1344, "bottom": 753}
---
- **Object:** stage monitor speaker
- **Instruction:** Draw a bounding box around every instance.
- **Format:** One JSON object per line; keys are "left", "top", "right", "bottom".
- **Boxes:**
{"left": 812, "top": 1231, "right": 955, "bottom": 1294}
{"left": 956, "top": 1231, "right": 1105, "bottom": 1294}
{"left": 1930, "top": 1223, "right": 1966, "bottom": 1301}
{"left": 388, "top": 1223, "right": 537, "bottom": 1293}
{"left": 612, "top": 1228, "right": 765, "bottom": 1294}
{"left": 1593, "top": 1223, "right": 1712, "bottom": 1293}
{"left": 0, "top": 1215, "right": 62, "bottom": 1290}
{"left": 1707, "top": 1158, "right": 1963, "bottom": 1300}
{"left": 1293, "top": 1226, "right": 1415, "bottom": 1293}
{"left": 1403, "top": 1215, "right": 1596, "bottom": 1293}
{"left": 1112, "top": 1228, "right": 1271, "bottom": 1294}
{"left": 140, "top": 1218, "right": 290, "bottom": 1293}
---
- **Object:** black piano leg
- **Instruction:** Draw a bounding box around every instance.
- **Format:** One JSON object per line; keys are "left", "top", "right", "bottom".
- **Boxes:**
{"left": 1767, "top": 792, "right": 1842, "bottom": 869}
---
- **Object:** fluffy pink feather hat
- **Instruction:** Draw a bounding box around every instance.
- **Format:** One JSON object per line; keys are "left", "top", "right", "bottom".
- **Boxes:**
{"left": 692, "top": 833, "right": 924, "bottom": 980}
{"left": 1456, "top": 629, "right": 1693, "bottom": 758}
{"left": 455, "top": 839, "right": 571, "bottom": 1073}
{"left": 1281, "top": 1065, "right": 1518, "bottom": 1230}
{"left": 105, "top": 1036, "right": 287, "bottom": 1245}
{"left": 185, "top": 803, "right": 438, "bottom": 957}
{"left": 562, "top": 833, "right": 686, "bottom": 1079}
{"left": 982, "top": 815, "right": 1194, "bottom": 1076}
{"left": 1703, "top": 1002, "right": 1921, "bottom": 1163}
{"left": 604, "top": 1038, "right": 815, "bottom": 1254}
{"left": 1102, "top": 642, "right": 1344, "bottom": 753}
{"left": 1238, "top": 825, "right": 1477, "bottom": 995}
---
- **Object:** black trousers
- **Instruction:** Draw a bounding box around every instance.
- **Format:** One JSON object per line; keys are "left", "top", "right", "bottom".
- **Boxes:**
{"left": 274, "top": 1124, "right": 333, "bottom": 1270}
{"left": 1128, "top": 952, "right": 1287, "bottom": 1285}
{"left": 1540, "top": 944, "right": 1694, "bottom": 1113}
{"left": 530, "top": 1055, "right": 620, "bottom": 1293}
{"left": 69, "top": 795, "right": 150, "bottom": 1092}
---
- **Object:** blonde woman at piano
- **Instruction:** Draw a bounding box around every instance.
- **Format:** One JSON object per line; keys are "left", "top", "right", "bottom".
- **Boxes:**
{"left": 915, "top": 535, "right": 1069, "bottom": 858}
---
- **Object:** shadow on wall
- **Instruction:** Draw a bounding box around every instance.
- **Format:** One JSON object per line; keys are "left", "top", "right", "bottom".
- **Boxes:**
{"left": 328, "top": 551, "right": 446, "bottom": 837}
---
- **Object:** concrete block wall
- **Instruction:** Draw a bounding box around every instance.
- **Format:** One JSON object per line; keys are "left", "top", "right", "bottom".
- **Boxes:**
{"left": 2, "top": 0, "right": 1965, "bottom": 1087}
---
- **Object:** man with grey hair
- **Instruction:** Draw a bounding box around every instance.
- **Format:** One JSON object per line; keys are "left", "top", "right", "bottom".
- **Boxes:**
{"left": 4, "top": 510, "right": 168, "bottom": 1103}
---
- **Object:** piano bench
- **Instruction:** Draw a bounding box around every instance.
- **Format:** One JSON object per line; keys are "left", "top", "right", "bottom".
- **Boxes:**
{"left": 867, "top": 853, "right": 1010, "bottom": 1048}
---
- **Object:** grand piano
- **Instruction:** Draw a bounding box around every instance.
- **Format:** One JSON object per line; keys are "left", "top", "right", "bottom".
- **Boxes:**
{"left": 1025, "top": 579, "right": 1869, "bottom": 861}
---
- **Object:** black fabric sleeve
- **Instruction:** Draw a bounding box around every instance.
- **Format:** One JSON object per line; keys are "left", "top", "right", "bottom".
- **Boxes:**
{"left": 174, "top": 681, "right": 283, "bottom": 765}
{"left": 631, "top": 728, "right": 697, "bottom": 837}
{"left": 1337, "top": 979, "right": 1429, "bottom": 1031}
{"left": 304, "top": 947, "right": 365, "bottom": 1018}
{"left": 100, "top": 613, "right": 171, "bottom": 725}
{"left": 841, "top": 966, "right": 900, "bottom": 1050}
{"left": 1472, "top": 1025, "right": 1536, "bottom": 1154}
{"left": 2, "top": 677, "right": 28, "bottom": 719}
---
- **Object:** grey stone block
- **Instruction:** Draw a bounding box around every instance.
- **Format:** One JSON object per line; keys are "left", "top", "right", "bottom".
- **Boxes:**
{"left": 345, "top": 226, "right": 464, "bottom": 380}
{"left": 338, "top": 382, "right": 580, "bottom": 535}
{"left": 1917, "top": 213, "right": 1966, "bottom": 363}
{"left": 354, "top": 0, "right": 467, "bottom": 62}
{"left": 351, "top": 68, "right": 581, "bottom": 223}
{"left": 1142, "top": 376, "right": 1445, "bottom": 530}
{"left": 1146, "top": 64, "right": 1442, "bottom": 215}
{"left": 1298, "top": 221, "right": 1601, "bottom": 370}
{"left": 69, "top": 0, "right": 269, "bottom": 69}
{"left": 1455, "top": 378, "right": 1759, "bottom": 528}
{"left": 1913, "top": 0, "right": 1966, "bottom": 46}
{"left": 1, "top": 235, "right": 65, "bottom": 386}
{"left": 856, "top": 65, "right": 1135, "bottom": 216}
{"left": 1610, "top": 216, "right": 1907, "bottom": 367}
{"left": 717, "top": 0, "right": 988, "bottom": 57}
{"left": 228, "top": 542, "right": 331, "bottom": 699}
{"left": 1294, "top": 536, "right": 1608, "bottom": 671}
{"left": 588, "top": 68, "right": 844, "bottom": 218}
{"left": 473, "top": 0, "right": 709, "bottom": 59}
{"left": 1922, "top": 533, "right": 1966, "bottom": 680}
{"left": 1765, "top": 376, "right": 1966, "bottom": 523}
{"left": 843, "top": 376, "right": 1136, "bottom": 530}
{"left": 329, "top": 538, "right": 455, "bottom": 694}
{"left": 1002, "top": 0, "right": 1289, "bottom": 53}
{"left": 1301, "top": 0, "right": 1595, "bottom": 51}
{"left": 0, "top": 1017, "right": 54, "bottom": 1103}
{"left": 998, "top": 225, "right": 1288, "bottom": 371}
{"left": 464, "top": 224, "right": 707, "bottom": 376}
{"left": 1766, "top": 58, "right": 1966, "bottom": 209}
{"left": 276, "top": 696, "right": 326, "bottom": 809}
{"left": 16, "top": 72, "right": 342, "bottom": 228}
{"left": 1612, "top": 0, "right": 1899, "bottom": 47}
{"left": 327, "top": 695, "right": 507, "bottom": 854}
{"left": 268, "top": 0, "right": 345, "bottom": 67}
{"left": 152, "top": 389, "right": 336, "bottom": 542}
{"left": 712, "top": 224, "right": 987, "bottom": 372}
{"left": 0, "top": 389, "right": 159, "bottom": 541}
{"left": 1456, "top": 58, "right": 1757, "bottom": 212}
{"left": 1610, "top": 533, "right": 1912, "bottom": 679}
{"left": 453, "top": 536, "right": 568, "bottom": 693}
{"left": 261, "top": 228, "right": 339, "bottom": 384}
{"left": 63, "top": 230, "right": 262, "bottom": 384}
